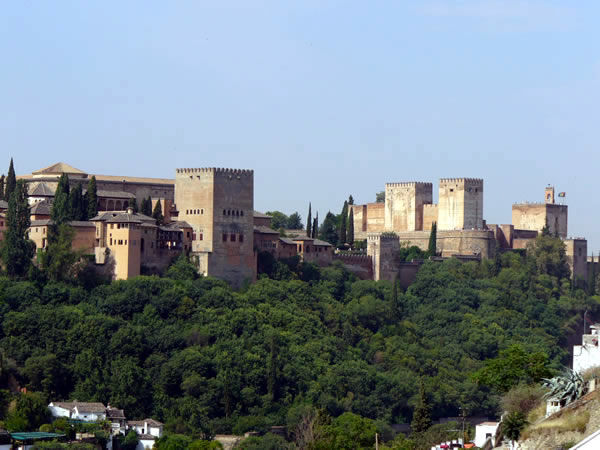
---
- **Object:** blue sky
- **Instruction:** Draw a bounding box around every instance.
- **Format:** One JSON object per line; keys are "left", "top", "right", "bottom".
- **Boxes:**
{"left": 2, "top": 1, "right": 599, "bottom": 248}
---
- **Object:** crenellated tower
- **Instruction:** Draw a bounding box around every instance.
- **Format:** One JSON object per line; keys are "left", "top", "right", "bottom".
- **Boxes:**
{"left": 175, "top": 167, "right": 256, "bottom": 288}
{"left": 384, "top": 182, "right": 433, "bottom": 232}
{"left": 437, "top": 178, "right": 484, "bottom": 230}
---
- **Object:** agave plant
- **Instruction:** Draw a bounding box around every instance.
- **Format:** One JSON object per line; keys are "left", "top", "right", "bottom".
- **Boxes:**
{"left": 542, "top": 368, "right": 587, "bottom": 406}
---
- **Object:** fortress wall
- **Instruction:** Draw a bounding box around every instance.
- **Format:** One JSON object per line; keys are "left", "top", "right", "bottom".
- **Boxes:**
{"left": 565, "top": 238, "right": 588, "bottom": 282}
{"left": 437, "top": 229, "right": 494, "bottom": 259}
{"left": 384, "top": 182, "right": 432, "bottom": 232}
{"left": 423, "top": 204, "right": 438, "bottom": 231}
{"left": 396, "top": 231, "right": 431, "bottom": 251}
{"left": 512, "top": 203, "right": 568, "bottom": 239}
{"left": 350, "top": 204, "right": 368, "bottom": 240}
{"left": 333, "top": 254, "right": 373, "bottom": 280}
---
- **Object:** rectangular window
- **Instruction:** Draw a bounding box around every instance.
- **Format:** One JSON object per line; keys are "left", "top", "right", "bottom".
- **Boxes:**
{"left": 110, "top": 224, "right": 114, "bottom": 229}
{"left": 110, "top": 238, "right": 113, "bottom": 245}
{"left": 231, "top": 234, "right": 236, "bottom": 242}
{"left": 125, "top": 240, "right": 127, "bottom": 245}
{"left": 239, "top": 234, "right": 244, "bottom": 243}
{"left": 223, "top": 233, "right": 227, "bottom": 242}
{"left": 187, "top": 232, "right": 190, "bottom": 238}
{"left": 200, "top": 233, "right": 203, "bottom": 241}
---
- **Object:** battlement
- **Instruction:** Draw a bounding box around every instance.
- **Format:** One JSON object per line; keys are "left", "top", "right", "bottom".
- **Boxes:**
{"left": 176, "top": 168, "right": 253, "bottom": 175}
{"left": 385, "top": 182, "right": 433, "bottom": 188}
{"left": 439, "top": 178, "right": 483, "bottom": 185}
{"left": 333, "top": 253, "right": 372, "bottom": 263}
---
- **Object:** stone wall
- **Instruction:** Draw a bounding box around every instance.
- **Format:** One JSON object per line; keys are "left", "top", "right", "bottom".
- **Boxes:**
{"left": 423, "top": 204, "right": 438, "bottom": 231}
{"left": 512, "top": 203, "right": 568, "bottom": 239}
{"left": 333, "top": 253, "right": 373, "bottom": 280}
{"left": 565, "top": 238, "right": 588, "bottom": 282}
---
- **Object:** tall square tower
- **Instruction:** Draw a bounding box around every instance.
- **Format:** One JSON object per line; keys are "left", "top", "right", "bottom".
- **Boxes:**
{"left": 175, "top": 168, "right": 256, "bottom": 288}
{"left": 384, "top": 182, "right": 433, "bottom": 232}
{"left": 437, "top": 178, "right": 484, "bottom": 230}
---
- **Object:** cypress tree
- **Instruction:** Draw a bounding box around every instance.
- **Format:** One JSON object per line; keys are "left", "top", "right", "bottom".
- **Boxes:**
{"left": 5, "top": 158, "right": 17, "bottom": 200}
{"left": 312, "top": 214, "right": 318, "bottom": 239}
{"left": 427, "top": 222, "right": 437, "bottom": 257}
{"left": 589, "top": 253, "right": 596, "bottom": 295}
{"left": 0, "top": 174, "right": 4, "bottom": 201}
{"left": 347, "top": 207, "right": 354, "bottom": 246}
{"left": 0, "top": 180, "right": 34, "bottom": 278}
{"left": 339, "top": 200, "right": 348, "bottom": 245}
{"left": 319, "top": 212, "right": 338, "bottom": 245}
{"left": 142, "top": 196, "right": 153, "bottom": 216}
{"left": 69, "top": 183, "right": 85, "bottom": 221}
{"left": 52, "top": 173, "right": 72, "bottom": 225}
{"left": 152, "top": 199, "right": 164, "bottom": 225}
{"left": 131, "top": 197, "right": 139, "bottom": 213}
{"left": 411, "top": 380, "right": 432, "bottom": 433}
{"left": 306, "top": 203, "right": 312, "bottom": 237}
{"left": 348, "top": 195, "right": 354, "bottom": 205}
{"left": 87, "top": 176, "right": 98, "bottom": 219}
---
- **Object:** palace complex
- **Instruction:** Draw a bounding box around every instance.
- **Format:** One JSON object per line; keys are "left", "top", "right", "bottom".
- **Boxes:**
{"left": 0, "top": 162, "right": 589, "bottom": 287}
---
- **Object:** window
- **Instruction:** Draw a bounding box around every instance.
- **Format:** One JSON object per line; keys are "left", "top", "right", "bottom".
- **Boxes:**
{"left": 223, "top": 233, "right": 227, "bottom": 242}
{"left": 227, "top": 210, "right": 231, "bottom": 216}
{"left": 241, "top": 211, "right": 244, "bottom": 216}
{"left": 231, "top": 234, "right": 236, "bottom": 242}
{"left": 110, "top": 238, "right": 113, "bottom": 245}
{"left": 236, "top": 210, "right": 239, "bottom": 217}
{"left": 223, "top": 210, "right": 226, "bottom": 215}
{"left": 187, "top": 231, "right": 190, "bottom": 238}
{"left": 200, "top": 233, "right": 203, "bottom": 241}
{"left": 201, "top": 209, "right": 204, "bottom": 214}
{"left": 110, "top": 224, "right": 114, "bottom": 229}
{"left": 117, "top": 224, "right": 121, "bottom": 229}
{"left": 125, "top": 240, "right": 127, "bottom": 245}
{"left": 239, "top": 234, "right": 244, "bottom": 243}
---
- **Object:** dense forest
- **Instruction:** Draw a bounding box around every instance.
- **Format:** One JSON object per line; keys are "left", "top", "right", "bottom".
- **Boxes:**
{"left": 0, "top": 224, "right": 598, "bottom": 448}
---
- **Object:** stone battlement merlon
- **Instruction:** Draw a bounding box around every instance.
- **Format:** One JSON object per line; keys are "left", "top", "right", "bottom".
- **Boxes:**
{"left": 176, "top": 168, "right": 254, "bottom": 175}
{"left": 439, "top": 178, "right": 483, "bottom": 184}
{"left": 385, "top": 182, "right": 433, "bottom": 188}
{"left": 333, "top": 253, "right": 372, "bottom": 262}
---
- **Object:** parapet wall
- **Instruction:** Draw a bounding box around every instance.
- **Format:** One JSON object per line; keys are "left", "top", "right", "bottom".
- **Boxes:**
{"left": 176, "top": 168, "right": 254, "bottom": 176}
{"left": 333, "top": 253, "right": 373, "bottom": 280}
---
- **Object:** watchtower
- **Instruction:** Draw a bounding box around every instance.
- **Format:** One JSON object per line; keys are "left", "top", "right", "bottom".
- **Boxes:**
{"left": 175, "top": 167, "right": 256, "bottom": 288}
{"left": 545, "top": 186, "right": 555, "bottom": 204}
{"left": 437, "top": 178, "right": 484, "bottom": 230}
{"left": 384, "top": 182, "right": 433, "bottom": 232}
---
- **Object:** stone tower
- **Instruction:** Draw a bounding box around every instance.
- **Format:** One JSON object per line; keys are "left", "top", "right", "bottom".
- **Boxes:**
{"left": 384, "top": 182, "right": 433, "bottom": 232}
{"left": 545, "top": 186, "right": 555, "bottom": 204}
{"left": 175, "top": 168, "right": 256, "bottom": 288}
{"left": 367, "top": 232, "right": 401, "bottom": 281}
{"left": 437, "top": 178, "right": 484, "bottom": 230}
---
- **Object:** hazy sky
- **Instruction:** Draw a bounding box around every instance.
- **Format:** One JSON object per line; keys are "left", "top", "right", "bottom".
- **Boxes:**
{"left": 2, "top": 1, "right": 599, "bottom": 248}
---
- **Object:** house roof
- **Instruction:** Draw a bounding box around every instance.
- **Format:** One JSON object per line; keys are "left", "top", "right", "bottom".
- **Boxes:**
{"left": 279, "top": 238, "right": 297, "bottom": 245}
{"left": 128, "top": 418, "right": 164, "bottom": 427}
{"left": 32, "top": 162, "right": 87, "bottom": 176}
{"left": 313, "top": 239, "right": 333, "bottom": 247}
{"left": 95, "top": 190, "right": 136, "bottom": 199}
{"left": 51, "top": 401, "right": 106, "bottom": 413}
{"left": 254, "top": 226, "right": 279, "bottom": 235}
{"left": 30, "top": 219, "right": 95, "bottom": 228}
{"left": 31, "top": 201, "right": 51, "bottom": 216}
{"left": 0, "top": 200, "right": 7, "bottom": 209}
{"left": 29, "top": 183, "right": 55, "bottom": 197}
{"left": 253, "top": 211, "right": 272, "bottom": 218}
{"left": 291, "top": 236, "right": 314, "bottom": 242}
{"left": 107, "top": 408, "right": 126, "bottom": 419}
{"left": 138, "top": 434, "right": 157, "bottom": 441}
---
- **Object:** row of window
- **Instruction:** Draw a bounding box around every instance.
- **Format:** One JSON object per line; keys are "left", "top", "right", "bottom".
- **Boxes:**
{"left": 223, "top": 233, "right": 244, "bottom": 243}
{"left": 110, "top": 238, "right": 137, "bottom": 246}
{"left": 110, "top": 223, "right": 139, "bottom": 230}
{"left": 187, "top": 209, "right": 204, "bottom": 215}
{"left": 223, "top": 209, "right": 244, "bottom": 217}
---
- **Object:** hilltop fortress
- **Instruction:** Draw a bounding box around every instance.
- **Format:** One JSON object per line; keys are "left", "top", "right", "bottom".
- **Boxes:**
{"left": 2, "top": 163, "right": 587, "bottom": 287}
{"left": 349, "top": 178, "right": 584, "bottom": 282}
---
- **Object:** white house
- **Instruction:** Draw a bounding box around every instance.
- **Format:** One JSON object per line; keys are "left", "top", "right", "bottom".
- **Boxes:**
{"left": 106, "top": 406, "right": 127, "bottom": 434}
{"left": 127, "top": 418, "right": 164, "bottom": 450}
{"left": 573, "top": 324, "right": 600, "bottom": 373}
{"left": 474, "top": 422, "right": 499, "bottom": 448}
{"left": 48, "top": 402, "right": 107, "bottom": 422}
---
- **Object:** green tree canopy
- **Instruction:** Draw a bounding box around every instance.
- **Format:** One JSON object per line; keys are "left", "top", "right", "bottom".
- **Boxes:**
{"left": 5, "top": 158, "right": 17, "bottom": 200}
{"left": 86, "top": 176, "right": 98, "bottom": 219}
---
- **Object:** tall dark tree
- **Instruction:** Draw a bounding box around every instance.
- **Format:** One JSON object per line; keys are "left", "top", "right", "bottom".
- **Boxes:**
{"left": 306, "top": 203, "right": 312, "bottom": 237}
{"left": 152, "top": 199, "right": 164, "bottom": 225}
{"left": 86, "top": 176, "right": 98, "bottom": 219}
{"left": 427, "top": 222, "right": 437, "bottom": 257}
{"left": 589, "top": 254, "right": 596, "bottom": 295}
{"left": 319, "top": 212, "right": 338, "bottom": 245}
{"left": 411, "top": 380, "right": 432, "bottom": 433}
{"left": 69, "top": 183, "right": 85, "bottom": 221}
{"left": 51, "top": 173, "right": 71, "bottom": 225}
{"left": 5, "top": 158, "right": 17, "bottom": 200}
{"left": 287, "top": 212, "right": 303, "bottom": 230}
{"left": 0, "top": 174, "right": 5, "bottom": 201}
{"left": 347, "top": 207, "right": 354, "bottom": 246}
{"left": 0, "top": 180, "right": 34, "bottom": 278}
{"left": 312, "top": 213, "right": 318, "bottom": 239}
{"left": 131, "top": 197, "right": 139, "bottom": 213}
{"left": 348, "top": 195, "right": 354, "bottom": 205}
{"left": 142, "top": 197, "right": 153, "bottom": 216}
{"left": 375, "top": 191, "right": 385, "bottom": 203}
{"left": 338, "top": 201, "right": 348, "bottom": 245}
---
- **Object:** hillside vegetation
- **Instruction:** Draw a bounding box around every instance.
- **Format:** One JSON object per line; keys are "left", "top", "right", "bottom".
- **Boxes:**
{"left": 0, "top": 233, "right": 599, "bottom": 449}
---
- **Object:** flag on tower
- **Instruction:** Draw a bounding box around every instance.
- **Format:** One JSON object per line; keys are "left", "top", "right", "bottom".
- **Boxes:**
{"left": 558, "top": 192, "right": 566, "bottom": 197}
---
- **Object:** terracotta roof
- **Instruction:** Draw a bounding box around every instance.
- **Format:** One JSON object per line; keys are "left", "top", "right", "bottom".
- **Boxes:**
{"left": 253, "top": 211, "right": 272, "bottom": 218}
{"left": 30, "top": 219, "right": 95, "bottom": 228}
{"left": 94, "top": 190, "right": 135, "bottom": 199}
{"left": 51, "top": 401, "right": 106, "bottom": 413}
{"left": 279, "top": 238, "right": 297, "bottom": 245}
{"left": 173, "top": 221, "right": 193, "bottom": 229}
{"left": 33, "top": 162, "right": 87, "bottom": 176}
{"left": 254, "top": 226, "right": 279, "bottom": 235}
{"left": 313, "top": 239, "right": 333, "bottom": 247}
{"left": 90, "top": 212, "right": 154, "bottom": 224}
{"left": 292, "top": 236, "right": 314, "bottom": 242}
{"left": 31, "top": 219, "right": 51, "bottom": 226}
{"left": 29, "top": 183, "right": 55, "bottom": 197}
{"left": 128, "top": 418, "right": 163, "bottom": 427}
{"left": 94, "top": 174, "right": 174, "bottom": 185}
